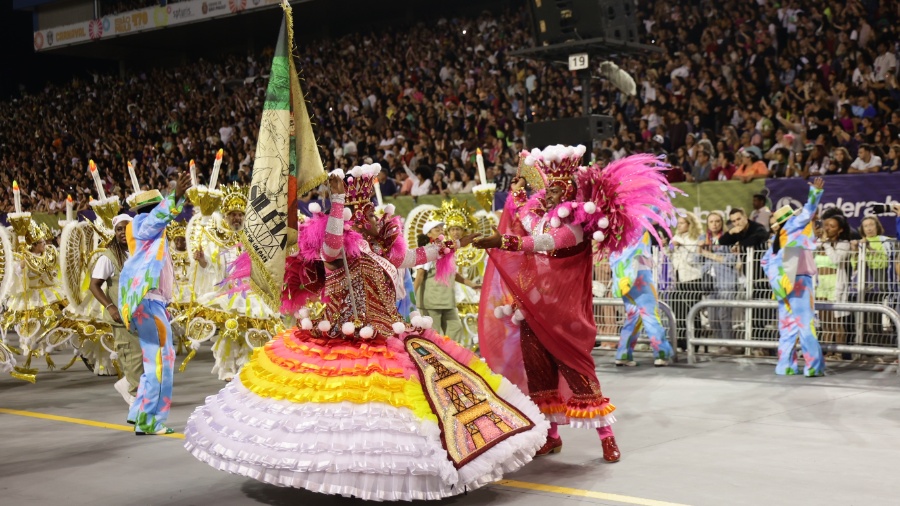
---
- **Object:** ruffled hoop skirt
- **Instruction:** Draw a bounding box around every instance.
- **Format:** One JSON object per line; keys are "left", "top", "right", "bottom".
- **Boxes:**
{"left": 184, "top": 326, "right": 548, "bottom": 501}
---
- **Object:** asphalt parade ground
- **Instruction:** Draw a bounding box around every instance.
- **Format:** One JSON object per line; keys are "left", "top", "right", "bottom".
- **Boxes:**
{"left": 2, "top": 347, "right": 898, "bottom": 506}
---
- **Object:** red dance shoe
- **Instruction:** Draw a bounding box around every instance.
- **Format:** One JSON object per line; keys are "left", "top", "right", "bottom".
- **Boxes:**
{"left": 535, "top": 436, "right": 563, "bottom": 456}
{"left": 601, "top": 436, "right": 621, "bottom": 463}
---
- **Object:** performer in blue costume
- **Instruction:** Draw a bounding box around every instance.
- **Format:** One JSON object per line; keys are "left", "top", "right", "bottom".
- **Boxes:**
{"left": 761, "top": 177, "right": 825, "bottom": 377}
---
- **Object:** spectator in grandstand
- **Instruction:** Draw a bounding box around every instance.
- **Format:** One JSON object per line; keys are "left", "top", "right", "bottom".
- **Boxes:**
{"left": 720, "top": 208, "right": 769, "bottom": 250}
{"left": 761, "top": 177, "right": 826, "bottom": 377}
{"left": 850, "top": 215, "right": 896, "bottom": 344}
{"left": 700, "top": 211, "right": 740, "bottom": 354}
{"left": 750, "top": 191, "right": 773, "bottom": 230}
{"left": 828, "top": 147, "right": 854, "bottom": 175}
{"left": 887, "top": 145, "right": 900, "bottom": 172}
{"left": 849, "top": 144, "right": 883, "bottom": 173}
{"left": 687, "top": 149, "right": 712, "bottom": 183}
{"left": 734, "top": 147, "right": 770, "bottom": 184}
{"left": 804, "top": 145, "right": 831, "bottom": 177}
{"left": 377, "top": 167, "right": 398, "bottom": 198}
{"left": 668, "top": 212, "right": 705, "bottom": 350}
{"left": 814, "top": 214, "right": 851, "bottom": 360}
{"left": 710, "top": 152, "right": 737, "bottom": 181}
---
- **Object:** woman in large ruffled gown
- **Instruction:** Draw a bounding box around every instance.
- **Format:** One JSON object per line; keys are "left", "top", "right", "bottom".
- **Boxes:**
{"left": 184, "top": 165, "right": 548, "bottom": 501}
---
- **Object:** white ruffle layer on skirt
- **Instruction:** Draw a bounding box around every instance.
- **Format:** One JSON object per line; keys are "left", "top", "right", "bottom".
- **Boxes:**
{"left": 184, "top": 377, "right": 548, "bottom": 501}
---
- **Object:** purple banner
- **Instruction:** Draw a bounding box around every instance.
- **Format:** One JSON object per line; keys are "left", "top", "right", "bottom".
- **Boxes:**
{"left": 765, "top": 174, "right": 900, "bottom": 235}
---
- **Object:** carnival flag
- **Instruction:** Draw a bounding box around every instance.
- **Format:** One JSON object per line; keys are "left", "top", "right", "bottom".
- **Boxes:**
{"left": 242, "top": 0, "right": 326, "bottom": 311}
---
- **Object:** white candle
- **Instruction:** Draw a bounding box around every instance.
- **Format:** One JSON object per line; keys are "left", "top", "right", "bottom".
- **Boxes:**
{"left": 189, "top": 160, "right": 199, "bottom": 187}
{"left": 66, "top": 195, "right": 74, "bottom": 221}
{"left": 476, "top": 148, "right": 487, "bottom": 186}
{"left": 88, "top": 160, "right": 108, "bottom": 200}
{"left": 210, "top": 149, "right": 223, "bottom": 190}
{"left": 128, "top": 161, "right": 141, "bottom": 193}
{"left": 374, "top": 178, "right": 383, "bottom": 206}
{"left": 12, "top": 181, "right": 21, "bottom": 214}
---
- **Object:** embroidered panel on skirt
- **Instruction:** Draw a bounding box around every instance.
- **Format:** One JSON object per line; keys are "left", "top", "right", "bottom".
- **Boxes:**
{"left": 404, "top": 336, "right": 535, "bottom": 468}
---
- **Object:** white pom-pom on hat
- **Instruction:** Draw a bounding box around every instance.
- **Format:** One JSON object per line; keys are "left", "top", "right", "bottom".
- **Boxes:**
{"left": 300, "top": 318, "right": 313, "bottom": 330}
{"left": 598, "top": 217, "right": 610, "bottom": 229}
{"left": 494, "top": 307, "right": 505, "bottom": 319}
{"left": 341, "top": 322, "right": 356, "bottom": 336}
{"left": 524, "top": 155, "right": 535, "bottom": 166}
{"left": 593, "top": 231, "right": 606, "bottom": 242}
{"left": 342, "top": 208, "right": 352, "bottom": 221}
{"left": 502, "top": 305, "right": 514, "bottom": 316}
{"left": 574, "top": 145, "right": 587, "bottom": 157}
{"left": 318, "top": 320, "right": 332, "bottom": 333}
{"left": 411, "top": 315, "right": 424, "bottom": 328}
{"left": 550, "top": 217, "right": 561, "bottom": 228}
{"left": 583, "top": 202, "right": 596, "bottom": 214}
{"left": 329, "top": 168, "right": 345, "bottom": 179}
{"left": 557, "top": 206, "right": 570, "bottom": 218}
{"left": 360, "top": 326, "right": 375, "bottom": 339}
{"left": 410, "top": 311, "right": 421, "bottom": 319}
{"left": 421, "top": 316, "right": 434, "bottom": 329}
{"left": 384, "top": 204, "right": 395, "bottom": 215}
{"left": 297, "top": 308, "right": 310, "bottom": 319}
{"left": 392, "top": 322, "right": 406, "bottom": 334}
{"left": 308, "top": 202, "right": 322, "bottom": 214}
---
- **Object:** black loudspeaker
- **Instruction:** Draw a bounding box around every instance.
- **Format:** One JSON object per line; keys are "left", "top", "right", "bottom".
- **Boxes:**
{"left": 527, "top": 0, "right": 638, "bottom": 46}
{"left": 596, "top": 0, "right": 639, "bottom": 43}
{"left": 525, "top": 115, "right": 616, "bottom": 154}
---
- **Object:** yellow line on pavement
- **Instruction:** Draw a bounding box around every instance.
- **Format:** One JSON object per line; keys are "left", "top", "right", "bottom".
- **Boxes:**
{"left": 0, "top": 408, "right": 185, "bottom": 440}
{"left": 497, "top": 480, "right": 691, "bottom": 506}
{"left": 1, "top": 408, "right": 687, "bottom": 505}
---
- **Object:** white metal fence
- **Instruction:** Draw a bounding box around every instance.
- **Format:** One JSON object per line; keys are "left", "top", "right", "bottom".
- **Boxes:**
{"left": 592, "top": 239, "right": 900, "bottom": 366}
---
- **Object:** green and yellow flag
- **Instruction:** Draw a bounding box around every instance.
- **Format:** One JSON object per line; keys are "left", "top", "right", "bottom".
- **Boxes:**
{"left": 242, "top": 0, "right": 325, "bottom": 312}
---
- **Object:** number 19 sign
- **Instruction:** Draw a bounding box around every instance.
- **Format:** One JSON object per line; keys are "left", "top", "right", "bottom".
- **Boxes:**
{"left": 568, "top": 53, "right": 589, "bottom": 71}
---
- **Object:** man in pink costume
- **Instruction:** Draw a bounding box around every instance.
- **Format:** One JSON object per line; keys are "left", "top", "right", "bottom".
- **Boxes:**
{"left": 476, "top": 146, "right": 679, "bottom": 462}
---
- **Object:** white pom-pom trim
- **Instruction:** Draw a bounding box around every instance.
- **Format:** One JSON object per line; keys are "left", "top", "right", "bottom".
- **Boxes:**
{"left": 502, "top": 305, "right": 514, "bottom": 316}
{"left": 297, "top": 308, "right": 310, "bottom": 319}
{"left": 593, "top": 231, "right": 606, "bottom": 242}
{"left": 392, "top": 322, "right": 407, "bottom": 334}
{"left": 598, "top": 217, "right": 610, "bottom": 229}
{"left": 410, "top": 311, "right": 421, "bottom": 319}
{"left": 583, "top": 202, "right": 596, "bottom": 214}
{"left": 110, "top": 351, "right": 119, "bottom": 361}
{"left": 557, "top": 207, "right": 570, "bottom": 218}
{"left": 341, "top": 322, "right": 356, "bottom": 336}
{"left": 550, "top": 217, "right": 561, "bottom": 228}
{"left": 300, "top": 318, "right": 313, "bottom": 330}
{"left": 329, "top": 168, "right": 345, "bottom": 179}
{"left": 384, "top": 204, "right": 395, "bottom": 215}
{"left": 318, "top": 320, "right": 332, "bottom": 333}
{"left": 411, "top": 316, "right": 425, "bottom": 328}
{"left": 359, "top": 326, "right": 375, "bottom": 339}
{"left": 308, "top": 203, "right": 322, "bottom": 214}
{"left": 494, "top": 307, "right": 505, "bottom": 319}
{"left": 421, "top": 316, "right": 434, "bottom": 329}
{"left": 342, "top": 208, "right": 352, "bottom": 221}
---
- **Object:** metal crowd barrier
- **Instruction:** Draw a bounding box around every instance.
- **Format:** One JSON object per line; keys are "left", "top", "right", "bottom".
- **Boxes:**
{"left": 592, "top": 297, "right": 679, "bottom": 362}
{"left": 685, "top": 300, "right": 900, "bottom": 375}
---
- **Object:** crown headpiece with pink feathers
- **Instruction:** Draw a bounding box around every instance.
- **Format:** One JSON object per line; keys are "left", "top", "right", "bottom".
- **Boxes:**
{"left": 525, "top": 144, "right": 587, "bottom": 200}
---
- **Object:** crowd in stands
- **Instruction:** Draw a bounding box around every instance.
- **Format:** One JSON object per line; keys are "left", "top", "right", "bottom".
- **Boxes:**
{"left": 2, "top": 0, "right": 900, "bottom": 214}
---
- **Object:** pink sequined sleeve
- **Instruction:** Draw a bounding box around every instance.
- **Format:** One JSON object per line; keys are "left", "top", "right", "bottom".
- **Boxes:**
{"left": 396, "top": 243, "right": 442, "bottom": 269}
{"left": 322, "top": 194, "right": 345, "bottom": 263}
{"left": 502, "top": 223, "right": 582, "bottom": 252}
